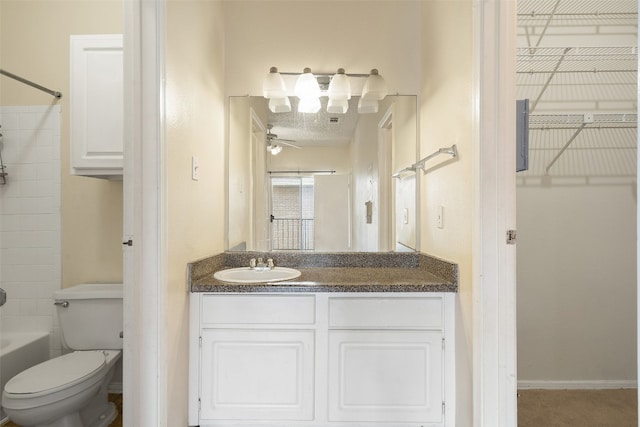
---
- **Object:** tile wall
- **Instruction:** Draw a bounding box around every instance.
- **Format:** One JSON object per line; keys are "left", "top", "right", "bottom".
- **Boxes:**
{"left": 0, "top": 105, "right": 62, "bottom": 357}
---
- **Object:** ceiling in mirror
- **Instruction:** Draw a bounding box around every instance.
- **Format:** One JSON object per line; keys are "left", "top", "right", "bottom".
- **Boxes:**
{"left": 268, "top": 97, "right": 360, "bottom": 147}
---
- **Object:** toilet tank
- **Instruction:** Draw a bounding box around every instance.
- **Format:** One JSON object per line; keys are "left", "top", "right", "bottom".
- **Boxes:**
{"left": 54, "top": 283, "right": 123, "bottom": 350}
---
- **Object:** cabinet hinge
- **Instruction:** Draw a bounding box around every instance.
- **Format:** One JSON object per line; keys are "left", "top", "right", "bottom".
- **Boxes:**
{"left": 199, "top": 336, "right": 202, "bottom": 347}
{"left": 442, "top": 337, "right": 445, "bottom": 351}
{"left": 442, "top": 401, "right": 446, "bottom": 415}
{"left": 198, "top": 397, "right": 201, "bottom": 412}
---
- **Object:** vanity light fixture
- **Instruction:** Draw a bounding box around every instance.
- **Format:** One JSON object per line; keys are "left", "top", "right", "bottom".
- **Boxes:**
{"left": 294, "top": 68, "right": 322, "bottom": 113}
{"left": 298, "top": 96, "right": 321, "bottom": 114}
{"left": 268, "top": 96, "right": 291, "bottom": 113}
{"left": 358, "top": 69, "right": 388, "bottom": 113}
{"left": 357, "top": 97, "right": 379, "bottom": 114}
{"left": 294, "top": 68, "right": 321, "bottom": 98}
{"left": 262, "top": 67, "right": 286, "bottom": 99}
{"left": 327, "top": 68, "right": 351, "bottom": 114}
{"left": 361, "top": 69, "right": 388, "bottom": 100}
{"left": 262, "top": 66, "right": 386, "bottom": 114}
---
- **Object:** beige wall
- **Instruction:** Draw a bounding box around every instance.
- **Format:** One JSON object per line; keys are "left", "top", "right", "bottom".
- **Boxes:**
{"left": 269, "top": 145, "right": 351, "bottom": 174}
{"left": 517, "top": 184, "right": 637, "bottom": 384}
{"left": 223, "top": 0, "right": 421, "bottom": 97}
{"left": 420, "top": 1, "right": 474, "bottom": 424}
{"left": 166, "top": 0, "right": 226, "bottom": 424}
{"left": 0, "top": 1, "right": 124, "bottom": 287}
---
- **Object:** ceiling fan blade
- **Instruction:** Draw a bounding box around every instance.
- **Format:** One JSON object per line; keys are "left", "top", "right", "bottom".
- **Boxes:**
{"left": 276, "top": 140, "right": 302, "bottom": 149}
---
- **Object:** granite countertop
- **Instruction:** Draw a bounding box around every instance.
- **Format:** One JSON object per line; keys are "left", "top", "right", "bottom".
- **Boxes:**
{"left": 189, "top": 252, "right": 458, "bottom": 293}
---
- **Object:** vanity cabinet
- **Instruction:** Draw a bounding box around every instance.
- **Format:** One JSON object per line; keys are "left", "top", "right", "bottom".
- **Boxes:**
{"left": 189, "top": 292, "right": 455, "bottom": 427}
{"left": 70, "top": 34, "right": 123, "bottom": 178}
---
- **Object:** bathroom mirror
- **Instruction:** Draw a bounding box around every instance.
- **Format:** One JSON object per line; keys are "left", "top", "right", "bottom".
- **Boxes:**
{"left": 227, "top": 95, "right": 418, "bottom": 253}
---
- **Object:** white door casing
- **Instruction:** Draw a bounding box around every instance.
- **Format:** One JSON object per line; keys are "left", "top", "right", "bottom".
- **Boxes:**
{"left": 123, "top": 0, "right": 167, "bottom": 425}
{"left": 473, "top": 1, "right": 518, "bottom": 426}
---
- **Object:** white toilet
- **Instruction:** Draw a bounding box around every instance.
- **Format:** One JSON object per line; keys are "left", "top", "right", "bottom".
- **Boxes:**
{"left": 2, "top": 283, "right": 123, "bottom": 427}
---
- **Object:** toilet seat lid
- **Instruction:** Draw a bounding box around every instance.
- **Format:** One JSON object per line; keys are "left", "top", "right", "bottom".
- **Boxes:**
{"left": 5, "top": 351, "right": 106, "bottom": 395}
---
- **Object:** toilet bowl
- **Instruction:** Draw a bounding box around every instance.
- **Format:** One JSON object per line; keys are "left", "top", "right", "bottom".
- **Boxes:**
{"left": 1, "top": 283, "right": 123, "bottom": 427}
{"left": 2, "top": 350, "right": 120, "bottom": 427}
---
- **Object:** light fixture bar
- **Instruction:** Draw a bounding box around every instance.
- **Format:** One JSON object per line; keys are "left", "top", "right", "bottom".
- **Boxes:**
{"left": 264, "top": 67, "right": 387, "bottom": 114}
{"left": 277, "top": 71, "right": 371, "bottom": 78}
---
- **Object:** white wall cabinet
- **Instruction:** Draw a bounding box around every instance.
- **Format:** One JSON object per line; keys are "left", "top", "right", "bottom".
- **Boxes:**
{"left": 70, "top": 34, "right": 123, "bottom": 178}
{"left": 189, "top": 292, "right": 455, "bottom": 427}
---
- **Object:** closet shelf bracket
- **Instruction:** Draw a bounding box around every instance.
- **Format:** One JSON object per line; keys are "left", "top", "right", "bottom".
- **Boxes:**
{"left": 530, "top": 47, "right": 571, "bottom": 113}
{"left": 544, "top": 123, "right": 587, "bottom": 175}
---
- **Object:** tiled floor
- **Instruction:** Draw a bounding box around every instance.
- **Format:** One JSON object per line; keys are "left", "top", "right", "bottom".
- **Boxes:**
{"left": 3, "top": 393, "right": 123, "bottom": 427}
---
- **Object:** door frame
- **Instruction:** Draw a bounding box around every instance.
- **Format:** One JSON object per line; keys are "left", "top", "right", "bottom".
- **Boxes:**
{"left": 124, "top": 0, "right": 519, "bottom": 425}
{"left": 472, "top": 1, "right": 518, "bottom": 426}
{"left": 123, "top": 0, "right": 167, "bottom": 425}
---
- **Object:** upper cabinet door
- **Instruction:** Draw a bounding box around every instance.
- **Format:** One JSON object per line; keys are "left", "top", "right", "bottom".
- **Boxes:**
{"left": 70, "top": 34, "right": 123, "bottom": 179}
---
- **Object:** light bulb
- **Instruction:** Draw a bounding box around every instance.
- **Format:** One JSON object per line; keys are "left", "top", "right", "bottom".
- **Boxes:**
{"left": 294, "top": 68, "right": 321, "bottom": 99}
{"left": 298, "top": 97, "right": 321, "bottom": 113}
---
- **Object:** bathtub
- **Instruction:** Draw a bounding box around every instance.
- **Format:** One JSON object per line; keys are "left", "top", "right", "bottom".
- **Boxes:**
{"left": 0, "top": 332, "right": 50, "bottom": 424}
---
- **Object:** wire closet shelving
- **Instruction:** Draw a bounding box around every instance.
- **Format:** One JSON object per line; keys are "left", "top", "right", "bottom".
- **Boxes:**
{"left": 516, "top": 0, "right": 638, "bottom": 178}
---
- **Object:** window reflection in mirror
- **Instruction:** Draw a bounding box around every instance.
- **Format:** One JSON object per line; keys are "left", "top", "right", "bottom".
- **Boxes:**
{"left": 227, "top": 95, "right": 417, "bottom": 253}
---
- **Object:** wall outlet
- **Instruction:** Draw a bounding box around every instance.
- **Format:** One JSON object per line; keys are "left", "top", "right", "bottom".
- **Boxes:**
{"left": 436, "top": 205, "right": 444, "bottom": 229}
{"left": 192, "top": 156, "right": 200, "bottom": 181}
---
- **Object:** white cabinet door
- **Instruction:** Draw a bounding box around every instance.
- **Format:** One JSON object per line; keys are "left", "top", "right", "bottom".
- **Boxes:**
{"left": 70, "top": 34, "right": 123, "bottom": 178}
{"left": 328, "top": 330, "right": 443, "bottom": 423}
{"left": 200, "top": 329, "right": 315, "bottom": 421}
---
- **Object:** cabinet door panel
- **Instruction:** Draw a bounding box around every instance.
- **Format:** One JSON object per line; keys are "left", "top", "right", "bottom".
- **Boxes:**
{"left": 329, "top": 330, "right": 443, "bottom": 423}
{"left": 70, "top": 34, "right": 123, "bottom": 177}
{"left": 200, "top": 329, "right": 314, "bottom": 421}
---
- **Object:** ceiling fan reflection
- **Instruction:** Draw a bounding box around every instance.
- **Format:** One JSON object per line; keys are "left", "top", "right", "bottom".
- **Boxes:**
{"left": 266, "top": 124, "right": 301, "bottom": 155}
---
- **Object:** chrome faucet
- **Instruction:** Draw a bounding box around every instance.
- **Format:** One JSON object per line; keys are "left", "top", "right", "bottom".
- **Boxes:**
{"left": 249, "top": 257, "right": 274, "bottom": 270}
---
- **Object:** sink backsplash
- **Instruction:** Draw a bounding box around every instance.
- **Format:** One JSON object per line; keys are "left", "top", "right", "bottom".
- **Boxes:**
{"left": 189, "top": 252, "right": 458, "bottom": 286}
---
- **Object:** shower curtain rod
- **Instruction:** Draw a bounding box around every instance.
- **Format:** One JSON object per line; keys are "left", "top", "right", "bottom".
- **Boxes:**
{"left": 268, "top": 170, "right": 336, "bottom": 175}
{"left": 0, "top": 69, "right": 62, "bottom": 98}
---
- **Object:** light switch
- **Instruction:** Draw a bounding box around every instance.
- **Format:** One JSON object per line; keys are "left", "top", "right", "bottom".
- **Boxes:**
{"left": 192, "top": 156, "right": 200, "bottom": 181}
{"left": 403, "top": 208, "right": 409, "bottom": 224}
{"left": 436, "top": 205, "right": 444, "bottom": 229}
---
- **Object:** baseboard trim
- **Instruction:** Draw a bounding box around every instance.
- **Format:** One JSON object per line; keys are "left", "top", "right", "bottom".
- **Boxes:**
{"left": 518, "top": 380, "right": 637, "bottom": 390}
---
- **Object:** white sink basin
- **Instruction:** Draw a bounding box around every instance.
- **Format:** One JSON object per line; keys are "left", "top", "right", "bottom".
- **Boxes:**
{"left": 213, "top": 267, "right": 301, "bottom": 283}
